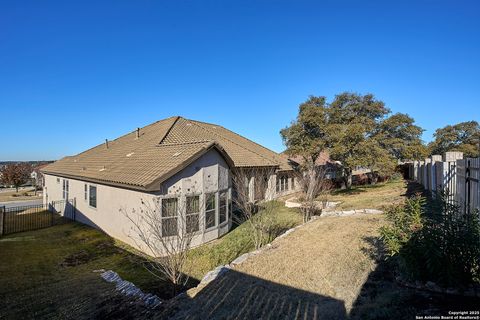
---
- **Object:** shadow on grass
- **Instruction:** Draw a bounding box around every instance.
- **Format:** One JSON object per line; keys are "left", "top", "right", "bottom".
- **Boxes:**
{"left": 162, "top": 269, "right": 347, "bottom": 319}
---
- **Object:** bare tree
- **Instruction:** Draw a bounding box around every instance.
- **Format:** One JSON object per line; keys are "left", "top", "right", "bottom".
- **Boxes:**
{"left": 232, "top": 167, "right": 277, "bottom": 250}
{"left": 0, "top": 163, "right": 32, "bottom": 192}
{"left": 294, "top": 161, "right": 333, "bottom": 222}
{"left": 120, "top": 194, "right": 201, "bottom": 295}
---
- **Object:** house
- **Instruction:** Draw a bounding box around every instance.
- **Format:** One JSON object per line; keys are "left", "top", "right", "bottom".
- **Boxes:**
{"left": 41, "top": 116, "right": 298, "bottom": 254}
{"left": 31, "top": 163, "right": 49, "bottom": 188}
{"left": 286, "top": 151, "right": 339, "bottom": 179}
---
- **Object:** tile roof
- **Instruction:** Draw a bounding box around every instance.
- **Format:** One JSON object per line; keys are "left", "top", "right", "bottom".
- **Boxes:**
{"left": 42, "top": 116, "right": 291, "bottom": 191}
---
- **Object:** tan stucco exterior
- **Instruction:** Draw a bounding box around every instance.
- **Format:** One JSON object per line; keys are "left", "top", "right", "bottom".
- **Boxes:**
{"left": 44, "top": 149, "right": 232, "bottom": 255}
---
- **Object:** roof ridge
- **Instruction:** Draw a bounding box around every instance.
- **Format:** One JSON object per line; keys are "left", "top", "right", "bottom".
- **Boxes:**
{"left": 158, "top": 116, "right": 181, "bottom": 145}
{"left": 188, "top": 118, "right": 284, "bottom": 158}
{"left": 188, "top": 119, "right": 278, "bottom": 165}
{"left": 157, "top": 140, "right": 213, "bottom": 146}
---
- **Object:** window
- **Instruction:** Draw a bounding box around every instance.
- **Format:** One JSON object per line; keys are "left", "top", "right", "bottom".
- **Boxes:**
{"left": 161, "top": 198, "right": 178, "bottom": 236}
{"left": 84, "top": 184, "right": 88, "bottom": 201}
{"left": 276, "top": 175, "right": 289, "bottom": 193}
{"left": 219, "top": 191, "right": 227, "bottom": 224}
{"left": 89, "top": 185, "right": 97, "bottom": 208}
{"left": 62, "top": 179, "right": 69, "bottom": 199}
{"left": 186, "top": 195, "right": 200, "bottom": 233}
{"left": 205, "top": 193, "right": 216, "bottom": 229}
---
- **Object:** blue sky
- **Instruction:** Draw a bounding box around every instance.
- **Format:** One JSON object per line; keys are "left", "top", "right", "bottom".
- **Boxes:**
{"left": 0, "top": 0, "right": 479, "bottom": 161}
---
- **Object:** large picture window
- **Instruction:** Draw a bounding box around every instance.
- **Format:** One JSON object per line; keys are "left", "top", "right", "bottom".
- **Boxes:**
{"left": 161, "top": 198, "right": 178, "bottom": 236}
{"left": 205, "top": 193, "right": 216, "bottom": 229}
{"left": 89, "top": 185, "right": 97, "bottom": 208}
{"left": 186, "top": 195, "right": 200, "bottom": 233}
{"left": 219, "top": 191, "right": 227, "bottom": 224}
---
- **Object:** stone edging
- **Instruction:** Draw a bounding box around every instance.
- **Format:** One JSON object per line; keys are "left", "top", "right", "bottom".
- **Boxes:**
{"left": 395, "top": 276, "right": 480, "bottom": 298}
{"left": 321, "top": 208, "right": 383, "bottom": 217}
{"left": 97, "top": 269, "right": 162, "bottom": 308}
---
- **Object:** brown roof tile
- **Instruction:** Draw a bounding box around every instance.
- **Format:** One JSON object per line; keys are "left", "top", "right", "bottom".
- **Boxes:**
{"left": 42, "top": 116, "right": 290, "bottom": 190}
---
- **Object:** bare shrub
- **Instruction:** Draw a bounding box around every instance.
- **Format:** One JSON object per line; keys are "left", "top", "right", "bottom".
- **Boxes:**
{"left": 120, "top": 195, "right": 201, "bottom": 295}
{"left": 232, "top": 167, "right": 277, "bottom": 249}
{"left": 295, "top": 162, "right": 333, "bottom": 222}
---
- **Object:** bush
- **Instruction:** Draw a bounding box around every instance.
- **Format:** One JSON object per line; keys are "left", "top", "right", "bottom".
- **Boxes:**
{"left": 380, "top": 194, "right": 480, "bottom": 287}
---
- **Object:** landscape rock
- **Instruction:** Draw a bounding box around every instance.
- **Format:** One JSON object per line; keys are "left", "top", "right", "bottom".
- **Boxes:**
{"left": 100, "top": 270, "right": 162, "bottom": 308}
{"left": 200, "top": 265, "right": 231, "bottom": 285}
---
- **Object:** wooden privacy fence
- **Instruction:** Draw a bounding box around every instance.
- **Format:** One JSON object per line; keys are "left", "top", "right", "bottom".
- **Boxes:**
{"left": 0, "top": 198, "right": 76, "bottom": 236}
{"left": 407, "top": 153, "right": 480, "bottom": 214}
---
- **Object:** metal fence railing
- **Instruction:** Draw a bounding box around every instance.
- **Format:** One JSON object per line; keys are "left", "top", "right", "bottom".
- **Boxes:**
{"left": 0, "top": 198, "right": 76, "bottom": 236}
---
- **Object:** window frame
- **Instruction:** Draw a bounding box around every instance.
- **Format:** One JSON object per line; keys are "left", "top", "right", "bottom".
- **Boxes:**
{"left": 62, "top": 179, "right": 69, "bottom": 200}
{"left": 204, "top": 192, "right": 217, "bottom": 230}
{"left": 161, "top": 197, "right": 178, "bottom": 237}
{"left": 89, "top": 185, "right": 97, "bottom": 209}
{"left": 219, "top": 190, "right": 228, "bottom": 225}
{"left": 185, "top": 194, "right": 200, "bottom": 234}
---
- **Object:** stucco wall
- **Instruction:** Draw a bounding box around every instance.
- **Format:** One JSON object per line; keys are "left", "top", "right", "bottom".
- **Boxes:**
{"left": 44, "top": 149, "right": 232, "bottom": 255}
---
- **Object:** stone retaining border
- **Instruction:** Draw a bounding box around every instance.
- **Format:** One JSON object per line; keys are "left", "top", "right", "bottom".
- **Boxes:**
{"left": 98, "top": 270, "right": 162, "bottom": 308}
{"left": 396, "top": 276, "right": 480, "bottom": 298}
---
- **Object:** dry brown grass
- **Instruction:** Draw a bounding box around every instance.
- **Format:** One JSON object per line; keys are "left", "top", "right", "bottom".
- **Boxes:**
{"left": 166, "top": 214, "right": 386, "bottom": 319}
{"left": 0, "top": 187, "right": 41, "bottom": 202}
{"left": 327, "top": 180, "right": 407, "bottom": 210}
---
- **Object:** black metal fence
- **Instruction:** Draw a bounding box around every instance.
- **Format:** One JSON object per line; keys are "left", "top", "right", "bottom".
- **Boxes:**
{"left": 0, "top": 199, "right": 76, "bottom": 236}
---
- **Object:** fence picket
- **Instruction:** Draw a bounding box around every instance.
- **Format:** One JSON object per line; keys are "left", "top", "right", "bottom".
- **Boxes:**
{"left": 0, "top": 199, "right": 76, "bottom": 236}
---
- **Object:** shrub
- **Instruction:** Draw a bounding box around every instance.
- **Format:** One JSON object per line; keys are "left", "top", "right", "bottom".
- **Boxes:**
{"left": 380, "top": 194, "right": 480, "bottom": 287}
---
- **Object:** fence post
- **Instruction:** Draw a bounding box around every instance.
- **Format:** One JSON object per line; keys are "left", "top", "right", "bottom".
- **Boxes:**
{"left": 51, "top": 200, "right": 55, "bottom": 226}
{"left": 0, "top": 206, "right": 5, "bottom": 236}
{"left": 466, "top": 159, "right": 471, "bottom": 214}
{"left": 73, "top": 198, "right": 76, "bottom": 222}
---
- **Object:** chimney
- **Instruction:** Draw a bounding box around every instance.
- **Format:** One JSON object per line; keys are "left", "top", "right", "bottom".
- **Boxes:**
{"left": 136, "top": 128, "right": 140, "bottom": 139}
{"left": 105, "top": 139, "right": 109, "bottom": 149}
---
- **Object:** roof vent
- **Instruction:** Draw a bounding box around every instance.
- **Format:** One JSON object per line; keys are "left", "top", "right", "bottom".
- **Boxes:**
{"left": 173, "top": 152, "right": 182, "bottom": 157}
{"left": 126, "top": 152, "right": 134, "bottom": 157}
{"left": 99, "top": 166, "right": 106, "bottom": 172}
{"left": 186, "top": 123, "right": 192, "bottom": 126}
{"left": 105, "top": 139, "right": 109, "bottom": 149}
{"left": 136, "top": 128, "right": 140, "bottom": 139}
{"left": 82, "top": 167, "right": 86, "bottom": 171}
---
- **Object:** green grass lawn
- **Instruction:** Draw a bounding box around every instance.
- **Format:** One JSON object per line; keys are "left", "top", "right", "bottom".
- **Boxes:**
{"left": 0, "top": 223, "right": 170, "bottom": 319}
{"left": 0, "top": 202, "right": 302, "bottom": 319}
{"left": 326, "top": 179, "right": 410, "bottom": 210}
{"left": 184, "top": 202, "right": 302, "bottom": 279}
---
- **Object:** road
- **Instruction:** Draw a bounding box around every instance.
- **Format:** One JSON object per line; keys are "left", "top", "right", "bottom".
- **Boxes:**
{"left": 0, "top": 199, "right": 43, "bottom": 209}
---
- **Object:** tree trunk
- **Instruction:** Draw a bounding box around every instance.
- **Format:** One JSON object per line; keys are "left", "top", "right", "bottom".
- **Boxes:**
{"left": 344, "top": 169, "right": 352, "bottom": 189}
{"left": 371, "top": 172, "right": 378, "bottom": 185}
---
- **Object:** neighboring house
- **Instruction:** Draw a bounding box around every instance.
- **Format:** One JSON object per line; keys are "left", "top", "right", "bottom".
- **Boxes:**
{"left": 31, "top": 164, "right": 48, "bottom": 188}
{"left": 41, "top": 116, "right": 298, "bottom": 254}
{"left": 286, "top": 151, "right": 340, "bottom": 179}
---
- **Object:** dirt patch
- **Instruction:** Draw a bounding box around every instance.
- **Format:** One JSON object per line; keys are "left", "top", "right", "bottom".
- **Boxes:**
{"left": 60, "top": 250, "right": 93, "bottom": 267}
